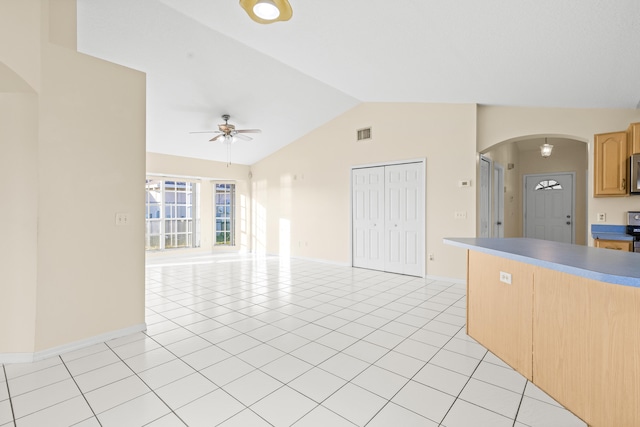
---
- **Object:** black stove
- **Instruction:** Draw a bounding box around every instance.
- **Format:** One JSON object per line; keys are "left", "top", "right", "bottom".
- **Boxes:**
{"left": 626, "top": 212, "right": 640, "bottom": 253}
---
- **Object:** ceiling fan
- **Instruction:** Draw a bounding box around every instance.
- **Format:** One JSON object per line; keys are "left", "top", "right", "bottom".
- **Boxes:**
{"left": 191, "top": 114, "right": 261, "bottom": 144}
{"left": 191, "top": 114, "right": 261, "bottom": 166}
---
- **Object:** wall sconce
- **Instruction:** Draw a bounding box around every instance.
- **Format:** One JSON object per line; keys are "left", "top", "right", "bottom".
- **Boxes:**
{"left": 240, "top": 0, "right": 293, "bottom": 24}
{"left": 540, "top": 138, "right": 553, "bottom": 158}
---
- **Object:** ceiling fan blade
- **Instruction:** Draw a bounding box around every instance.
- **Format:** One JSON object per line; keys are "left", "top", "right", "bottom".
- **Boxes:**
{"left": 209, "top": 134, "right": 226, "bottom": 142}
{"left": 236, "top": 129, "right": 262, "bottom": 134}
{"left": 235, "top": 133, "right": 253, "bottom": 141}
{"left": 190, "top": 130, "right": 221, "bottom": 134}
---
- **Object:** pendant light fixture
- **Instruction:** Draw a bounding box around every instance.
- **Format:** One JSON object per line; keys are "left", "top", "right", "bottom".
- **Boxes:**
{"left": 540, "top": 138, "right": 553, "bottom": 158}
{"left": 239, "top": 0, "right": 292, "bottom": 24}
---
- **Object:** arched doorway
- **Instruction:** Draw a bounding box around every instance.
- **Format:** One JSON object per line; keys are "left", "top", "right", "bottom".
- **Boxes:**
{"left": 479, "top": 136, "right": 588, "bottom": 245}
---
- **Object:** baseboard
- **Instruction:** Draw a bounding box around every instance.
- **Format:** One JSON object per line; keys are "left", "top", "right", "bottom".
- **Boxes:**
{"left": 426, "top": 274, "right": 466, "bottom": 285}
{"left": 290, "top": 255, "right": 351, "bottom": 267}
{"left": 0, "top": 323, "right": 147, "bottom": 364}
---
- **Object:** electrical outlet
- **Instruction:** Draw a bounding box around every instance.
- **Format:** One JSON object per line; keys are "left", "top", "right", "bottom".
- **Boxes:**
{"left": 428, "top": 253, "right": 434, "bottom": 261}
{"left": 454, "top": 211, "right": 467, "bottom": 219}
{"left": 115, "top": 212, "right": 129, "bottom": 226}
{"left": 597, "top": 212, "right": 606, "bottom": 222}
{"left": 499, "top": 271, "right": 512, "bottom": 284}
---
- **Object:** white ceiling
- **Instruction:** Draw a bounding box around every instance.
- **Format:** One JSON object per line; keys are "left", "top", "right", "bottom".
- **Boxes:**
{"left": 77, "top": 0, "right": 640, "bottom": 165}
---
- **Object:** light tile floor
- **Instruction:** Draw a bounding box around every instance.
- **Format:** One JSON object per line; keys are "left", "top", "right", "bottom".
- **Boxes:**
{"left": 0, "top": 254, "right": 587, "bottom": 427}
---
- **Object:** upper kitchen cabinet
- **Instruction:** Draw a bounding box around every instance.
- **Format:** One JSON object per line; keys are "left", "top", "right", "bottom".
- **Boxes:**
{"left": 594, "top": 131, "right": 628, "bottom": 197}
{"left": 628, "top": 122, "right": 640, "bottom": 155}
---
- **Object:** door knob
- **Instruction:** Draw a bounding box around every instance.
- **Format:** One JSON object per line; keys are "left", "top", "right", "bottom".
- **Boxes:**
{"left": 566, "top": 215, "right": 571, "bottom": 218}
{"left": 566, "top": 221, "right": 571, "bottom": 225}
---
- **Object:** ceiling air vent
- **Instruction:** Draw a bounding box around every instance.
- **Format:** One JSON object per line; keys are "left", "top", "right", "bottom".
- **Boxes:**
{"left": 357, "top": 127, "right": 372, "bottom": 141}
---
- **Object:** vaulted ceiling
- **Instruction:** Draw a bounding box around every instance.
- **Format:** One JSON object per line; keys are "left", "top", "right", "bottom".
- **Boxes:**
{"left": 77, "top": 0, "right": 640, "bottom": 165}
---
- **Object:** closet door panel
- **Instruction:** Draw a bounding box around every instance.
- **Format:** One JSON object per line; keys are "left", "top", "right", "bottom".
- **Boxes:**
{"left": 352, "top": 167, "right": 385, "bottom": 270}
{"left": 353, "top": 162, "right": 424, "bottom": 277}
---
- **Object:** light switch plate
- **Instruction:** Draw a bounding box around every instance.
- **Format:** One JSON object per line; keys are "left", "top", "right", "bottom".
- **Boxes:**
{"left": 115, "top": 212, "right": 130, "bottom": 225}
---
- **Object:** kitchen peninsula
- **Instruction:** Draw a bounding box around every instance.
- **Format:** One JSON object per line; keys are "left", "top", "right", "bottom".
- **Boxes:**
{"left": 444, "top": 238, "right": 640, "bottom": 427}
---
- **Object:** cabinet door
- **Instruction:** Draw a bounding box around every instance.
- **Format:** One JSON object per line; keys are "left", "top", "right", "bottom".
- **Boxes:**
{"left": 594, "top": 131, "right": 628, "bottom": 196}
{"left": 467, "top": 251, "right": 533, "bottom": 379}
{"left": 594, "top": 239, "right": 632, "bottom": 251}
{"left": 533, "top": 268, "right": 640, "bottom": 427}
{"left": 628, "top": 122, "right": 640, "bottom": 155}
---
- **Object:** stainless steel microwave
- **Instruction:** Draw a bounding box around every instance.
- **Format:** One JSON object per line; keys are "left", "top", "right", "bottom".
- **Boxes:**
{"left": 632, "top": 153, "right": 640, "bottom": 194}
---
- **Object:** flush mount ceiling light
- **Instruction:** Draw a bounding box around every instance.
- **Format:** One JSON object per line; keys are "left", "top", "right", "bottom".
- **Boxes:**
{"left": 540, "top": 138, "right": 554, "bottom": 158}
{"left": 240, "top": 0, "right": 292, "bottom": 24}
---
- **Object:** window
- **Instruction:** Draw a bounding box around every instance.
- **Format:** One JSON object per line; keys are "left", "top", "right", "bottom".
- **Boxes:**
{"left": 215, "top": 183, "right": 235, "bottom": 245}
{"left": 145, "top": 178, "right": 200, "bottom": 250}
{"left": 535, "top": 180, "right": 563, "bottom": 190}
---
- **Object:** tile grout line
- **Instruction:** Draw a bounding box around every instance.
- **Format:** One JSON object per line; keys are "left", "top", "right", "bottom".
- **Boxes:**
{"left": 2, "top": 365, "right": 16, "bottom": 427}
{"left": 59, "top": 355, "right": 104, "bottom": 427}
{"left": 103, "top": 338, "right": 198, "bottom": 427}
{"left": 511, "top": 379, "right": 529, "bottom": 427}
{"left": 362, "top": 293, "right": 471, "bottom": 426}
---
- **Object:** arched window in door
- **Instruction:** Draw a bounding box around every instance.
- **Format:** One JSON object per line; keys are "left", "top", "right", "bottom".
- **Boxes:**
{"left": 535, "top": 179, "right": 563, "bottom": 190}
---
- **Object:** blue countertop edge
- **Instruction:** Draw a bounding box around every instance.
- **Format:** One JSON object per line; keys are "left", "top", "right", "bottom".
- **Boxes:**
{"left": 590, "top": 224, "right": 633, "bottom": 241}
{"left": 444, "top": 237, "right": 640, "bottom": 288}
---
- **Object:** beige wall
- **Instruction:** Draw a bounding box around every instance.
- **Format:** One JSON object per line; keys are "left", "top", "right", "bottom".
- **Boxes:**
{"left": 0, "top": 0, "right": 146, "bottom": 356}
{"left": 478, "top": 106, "right": 640, "bottom": 232}
{"left": 146, "top": 153, "right": 252, "bottom": 253}
{"left": 251, "top": 103, "right": 477, "bottom": 280}
{"left": 0, "top": 91, "right": 39, "bottom": 353}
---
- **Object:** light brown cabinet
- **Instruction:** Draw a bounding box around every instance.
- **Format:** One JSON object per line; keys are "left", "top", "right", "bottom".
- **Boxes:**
{"left": 466, "top": 249, "right": 640, "bottom": 427}
{"left": 467, "top": 251, "right": 533, "bottom": 379}
{"left": 594, "top": 131, "right": 628, "bottom": 196}
{"left": 594, "top": 239, "right": 632, "bottom": 251}
{"left": 628, "top": 122, "right": 640, "bottom": 154}
{"left": 533, "top": 268, "right": 640, "bottom": 427}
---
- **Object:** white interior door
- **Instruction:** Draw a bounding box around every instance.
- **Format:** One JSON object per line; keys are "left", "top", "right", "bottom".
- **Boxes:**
{"left": 384, "top": 163, "right": 423, "bottom": 276}
{"left": 524, "top": 173, "right": 574, "bottom": 243}
{"left": 479, "top": 156, "right": 491, "bottom": 238}
{"left": 352, "top": 167, "right": 385, "bottom": 270}
{"left": 352, "top": 161, "right": 424, "bottom": 276}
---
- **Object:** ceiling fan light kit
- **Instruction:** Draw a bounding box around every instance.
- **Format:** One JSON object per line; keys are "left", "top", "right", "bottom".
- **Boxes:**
{"left": 240, "top": 0, "right": 292, "bottom": 24}
{"left": 191, "top": 114, "right": 262, "bottom": 166}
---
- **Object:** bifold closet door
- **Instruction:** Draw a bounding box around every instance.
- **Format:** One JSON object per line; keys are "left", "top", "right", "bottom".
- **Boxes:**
{"left": 352, "top": 162, "right": 424, "bottom": 276}
{"left": 352, "top": 167, "right": 385, "bottom": 270}
{"left": 385, "top": 163, "right": 423, "bottom": 276}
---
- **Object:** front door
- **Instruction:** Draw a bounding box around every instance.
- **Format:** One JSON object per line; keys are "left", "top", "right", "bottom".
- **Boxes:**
{"left": 524, "top": 173, "right": 574, "bottom": 243}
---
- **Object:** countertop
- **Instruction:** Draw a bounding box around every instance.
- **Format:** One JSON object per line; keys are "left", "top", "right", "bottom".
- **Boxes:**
{"left": 444, "top": 237, "right": 640, "bottom": 288}
{"left": 590, "top": 224, "right": 633, "bottom": 241}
